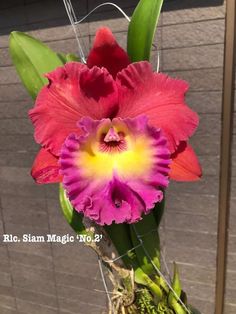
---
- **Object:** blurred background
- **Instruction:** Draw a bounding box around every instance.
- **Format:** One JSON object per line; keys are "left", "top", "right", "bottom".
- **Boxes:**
{"left": 0, "top": 0, "right": 235, "bottom": 313}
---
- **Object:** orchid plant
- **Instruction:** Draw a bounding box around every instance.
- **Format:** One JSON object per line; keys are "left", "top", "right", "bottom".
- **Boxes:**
{"left": 10, "top": 0, "right": 202, "bottom": 313}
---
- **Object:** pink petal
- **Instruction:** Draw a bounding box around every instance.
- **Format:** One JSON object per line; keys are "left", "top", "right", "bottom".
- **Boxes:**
{"left": 29, "top": 62, "right": 118, "bottom": 156}
{"left": 87, "top": 27, "right": 130, "bottom": 78}
{"left": 116, "top": 61, "right": 199, "bottom": 153}
{"left": 59, "top": 116, "right": 170, "bottom": 225}
{"left": 169, "top": 142, "right": 202, "bottom": 181}
{"left": 31, "top": 148, "right": 61, "bottom": 184}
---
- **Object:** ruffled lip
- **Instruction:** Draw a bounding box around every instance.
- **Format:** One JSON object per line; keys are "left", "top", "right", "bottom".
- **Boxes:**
{"left": 59, "top": 115, "right": 171, "bottom": 225}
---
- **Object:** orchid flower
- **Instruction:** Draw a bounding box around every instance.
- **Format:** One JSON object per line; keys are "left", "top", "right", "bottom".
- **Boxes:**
{"left": 29, "top": 27, "right": 201, "bottom": 225}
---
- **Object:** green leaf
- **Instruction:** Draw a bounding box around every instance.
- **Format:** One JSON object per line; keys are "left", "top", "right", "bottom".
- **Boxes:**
{"left": 59, "top": 184, "right": 87, "bottom": 235}
{"left": 105, "top": 223, "right": 134, "bottom": 267}
{"left": 168, "top": 263, "right": 186, "bottom": 314}
{"left": 57, "top": 52, "right": 68, "bottom": 64}
{"left": 130, "top": 212, "right": 161, "bottom": 279}
{"left": 9, "top": 31, "right": 64, "bottom": 99}
{"left": 65, "top": 53, "right": 80, "bottom": 62}
{"left": 171, "top": 263, "right": 182, "bottom": 298}
{"left": 127, "top": 0, "right": 163, "bottom": 62}
{"left": 153, "top": 193, "right": 165, "bottom": 227}
{"left": 104, "top": 223, "right": 161, "bottom": 296}
{"left": 57, "top": 52, "right": 80, "bottom": 63}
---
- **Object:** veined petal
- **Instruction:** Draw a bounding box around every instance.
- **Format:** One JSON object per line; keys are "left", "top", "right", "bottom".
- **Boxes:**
{"left": 87, "top": 27, "right": 130, "bottom": 78}
{"left": 59, "top": 115, "right": 170, "bottom": 225}
{"left": 31, "top": 148, "right": 61, "bottom": 184}
{"left": 29, "top": 62, "right": 118, "bottom": 156}
{"left": 169, "top": 142, "right": 202, "bottom": 181}
{"left": 116, "top": 61, "right": 199, "bottom": 153}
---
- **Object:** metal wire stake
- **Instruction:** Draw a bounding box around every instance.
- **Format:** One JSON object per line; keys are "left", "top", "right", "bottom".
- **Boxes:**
{"left": 63, "top": 0, "right": 87, "bottom": 63}
{"left": 98, "top": 256, "right": 114, "bottom": 313}
{"left": 75, "top": 2, "right": 131, "bottom": 24}
{"left": 160, "top": 250, "right": 171, "bottom": 281}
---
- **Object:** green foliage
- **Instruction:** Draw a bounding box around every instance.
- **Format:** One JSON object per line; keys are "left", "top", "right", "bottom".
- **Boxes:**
{"left": 168, "top": 263, "right": 186, "bottom": 314}
{"left": 57, "top": 52, "right": 80, "bottom": 63}
{"left": 59, "top": 184, "right": 87, "bottom": 235}
{"left": 157, "top": 301, "right": 175, "bottom": 314}
{"left": 127, "top": 0, "right": 163, "bottom": 62}
{"left": 105, "top": 223, "right": 134, "bottom": 267}
{"left": 105, "top": 224, "right": 162, "bottom": 297}
{"left": 136, "top": 288, "right": 159, "bottom": 314}
{"left": 65, "top": 53, "right": 80, "bottom": 62}
{"left": 9, "top": 31, "right": 64, "bottom": 99}
{"left": 153, "top": 194, "right": 165, "bottom": 227}
{"left": 130, "top": 212, "right": 161, "bottom": 279}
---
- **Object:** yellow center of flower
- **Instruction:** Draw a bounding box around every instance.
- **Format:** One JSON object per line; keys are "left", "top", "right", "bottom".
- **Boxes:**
{"left": 76, "top": 120, "right": 155, "bottom": 181}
